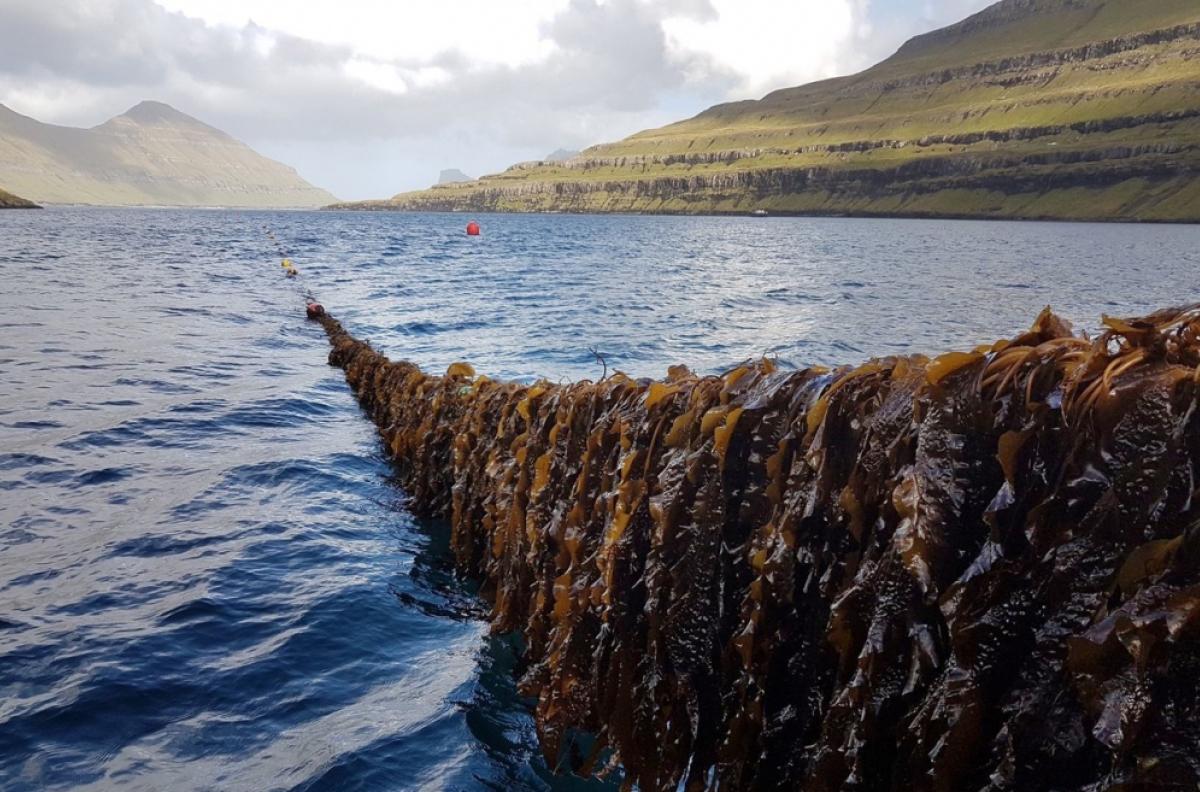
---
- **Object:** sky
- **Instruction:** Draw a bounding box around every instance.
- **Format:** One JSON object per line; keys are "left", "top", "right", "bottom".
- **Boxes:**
{"left": 0, "top": 0, "right": 994, "bottom": 200}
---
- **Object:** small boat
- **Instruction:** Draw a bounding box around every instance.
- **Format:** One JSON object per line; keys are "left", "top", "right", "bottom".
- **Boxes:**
{"left": 750, "top": 209, "right": 769, "bottom": 217}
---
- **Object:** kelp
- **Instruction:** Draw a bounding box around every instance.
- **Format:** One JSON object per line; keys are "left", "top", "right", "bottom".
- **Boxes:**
{"left": 316, "top": 304, "right": 1200, "bottom": 791}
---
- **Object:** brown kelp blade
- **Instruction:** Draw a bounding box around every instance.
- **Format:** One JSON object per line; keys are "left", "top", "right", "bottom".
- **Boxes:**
{"left": 316, "top": 305, "right": 1200, "bottom": 791}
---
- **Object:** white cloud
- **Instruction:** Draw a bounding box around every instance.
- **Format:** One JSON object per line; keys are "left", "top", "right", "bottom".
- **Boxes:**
{"left": 343, "top": 58, "right": 410, "bottom": 95}
{"left": 663, "top": 0, "right": 867, "bottom": 98}
{"left": 152, "top": 0, "right": 569, "bottom": 66}
{"left": 155, "top": 0, "right": 876, "bottom": 101}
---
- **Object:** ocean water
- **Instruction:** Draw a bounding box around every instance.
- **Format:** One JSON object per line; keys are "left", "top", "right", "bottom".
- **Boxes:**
{"left": 1, "top": 208, "right": 1197, "bottom": 791}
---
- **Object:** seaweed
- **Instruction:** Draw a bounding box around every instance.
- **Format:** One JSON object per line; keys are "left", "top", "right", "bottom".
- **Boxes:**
{"left": 316, "top": 304, "right": 1200, "bottom": 791}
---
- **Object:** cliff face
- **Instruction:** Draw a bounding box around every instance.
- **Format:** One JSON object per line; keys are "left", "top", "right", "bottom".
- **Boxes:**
{"left": 0, "top": 186, "right": 38, "bottom": 208}
{"left": 339, "top": 0, "right": 1200, "bottom": 221}
{"left": 0, "top": 101, "right": 337, "bottom": 208}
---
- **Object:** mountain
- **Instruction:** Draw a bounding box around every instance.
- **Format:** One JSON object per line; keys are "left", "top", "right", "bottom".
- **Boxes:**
{"left": 336, "top": 0, "right": 1200, "bottom": 222}
{"left": 544, "top": 149, "right": 581, "bottom": 162}
{"left": 437, "top": 168, "right": 474, "bottom": 185}
{"left": 0, "top": 101, "right": 337, "bottom": 207}
{"left": 0, "top": 186, "right": 38, "bottom": 208}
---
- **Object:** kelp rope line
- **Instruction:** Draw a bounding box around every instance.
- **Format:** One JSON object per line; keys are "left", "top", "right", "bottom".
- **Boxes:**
{"left": 261, "top": 223, "right": 325, "bottom": 318}
{"left": 309, "top": 300, "right": 1200, "bottom": 792}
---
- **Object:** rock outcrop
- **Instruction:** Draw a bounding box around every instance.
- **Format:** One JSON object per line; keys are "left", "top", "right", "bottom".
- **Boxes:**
{"left": 0, "top": 101, "right": 337, "bottom": 208}
{"left": 0, "top": 186, "right": 38, "bottom": 208}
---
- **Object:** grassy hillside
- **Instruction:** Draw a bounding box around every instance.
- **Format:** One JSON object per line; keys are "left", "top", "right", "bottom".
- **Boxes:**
{"left": 0, "top": 186, "right": 38, "bottom": 208}
{"left": 341, "top": 0, "right": 1200, "bottom": 221}
{"left": 0, "top": 101, "right": 337, "bottom": 208}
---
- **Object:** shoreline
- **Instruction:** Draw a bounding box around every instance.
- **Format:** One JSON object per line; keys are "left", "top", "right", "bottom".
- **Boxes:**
{"left": 321, "top": 204, "right": 1200, "bottom": 226}
{"left": 16, "top": 203, "right": 1200, "bottom": 226}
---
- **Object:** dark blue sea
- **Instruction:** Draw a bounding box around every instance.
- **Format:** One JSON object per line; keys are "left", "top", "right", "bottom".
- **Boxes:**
{"left": 1, "top": 208, "right": 1198, "bottom": 791}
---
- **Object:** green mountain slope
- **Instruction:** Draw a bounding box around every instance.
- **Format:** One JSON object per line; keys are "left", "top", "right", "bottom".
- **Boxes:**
{"left": 0, "top": 185, "right": 38, "bottom": 208}
{"left": 0, "top": 101, "right": 337, "bottom": 208}
{"left": 342, "top": 0, "right": 1200, "bottom": 221}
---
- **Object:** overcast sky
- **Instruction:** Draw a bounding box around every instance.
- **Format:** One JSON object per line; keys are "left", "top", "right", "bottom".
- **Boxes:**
{"left": 0, "top": 0, "right": 993, "bottom": 200}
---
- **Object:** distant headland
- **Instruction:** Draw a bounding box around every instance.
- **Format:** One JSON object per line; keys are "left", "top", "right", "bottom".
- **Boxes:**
{"left": 0, "top": 101, "right": 337, "bottom": 208}
{"left": 0, "top": 185, "right": 38, "bottom": 208}
{"left": 329, "top": 0, "right": 1200, "bottom": 223}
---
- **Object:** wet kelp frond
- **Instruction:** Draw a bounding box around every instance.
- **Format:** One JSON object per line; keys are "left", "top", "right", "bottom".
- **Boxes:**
{"left": 317, "top": 305, "right": 1200, "bottom": 791}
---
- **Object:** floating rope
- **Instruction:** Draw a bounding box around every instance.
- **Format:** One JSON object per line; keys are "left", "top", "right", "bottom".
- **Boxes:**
{"left": 261, "top": 223, "right": 322, "bottom": 315}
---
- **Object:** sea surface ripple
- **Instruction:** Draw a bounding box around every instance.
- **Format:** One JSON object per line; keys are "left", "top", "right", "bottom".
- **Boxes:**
{"left": 1, "top": 208, "right": 1197, "bottom": 790}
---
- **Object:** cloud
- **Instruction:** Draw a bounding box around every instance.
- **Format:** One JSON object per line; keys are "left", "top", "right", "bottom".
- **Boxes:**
{"left": 0, "top": 0, "right": 729, "bottom": 137}
{"left": 663, "top": 0, "right": 868, "bottom": 98}
{"left": 0, "top": 0, "right": 996, "bottom": 198}
{"left": 153, "top": 0, "right": 570, "bottom": 67}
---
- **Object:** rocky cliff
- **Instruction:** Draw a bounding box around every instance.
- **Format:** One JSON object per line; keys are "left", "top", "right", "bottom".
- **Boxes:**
{"left": 0, "top": 186, "right": 37, "bottom": 208}
{"left": 0, "top": 101, "right": 337, "bottom": 208}
{"left": 336, "top": 0, "right": 1200, "bottom": 221}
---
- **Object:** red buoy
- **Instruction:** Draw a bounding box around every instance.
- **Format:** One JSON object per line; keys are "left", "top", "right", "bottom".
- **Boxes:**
{"left": 466, "top": 221, "right": 481, "bottom": 236}
{"left": 306, "top": 302, "right": 325, "bottom": 319}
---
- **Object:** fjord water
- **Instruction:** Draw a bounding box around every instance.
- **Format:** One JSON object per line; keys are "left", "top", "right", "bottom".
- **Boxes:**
{"left": 1, "top": 208, "right": 1197, "bottom": 791}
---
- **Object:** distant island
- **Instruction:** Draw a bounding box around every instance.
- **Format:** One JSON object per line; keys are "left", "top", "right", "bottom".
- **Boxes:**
{"left": 0, "top": 101, "right": 336, "bottom": 208}
{"left": 330, "top": 0, "right": 1200, "bottom": 222}
{"left": 437, "top": 169, "right": 474, "bottom": 185}
{"left": 0, "top": 185, "right": 38, "bottom": 208}
{"left": 543, "top": 149, "right": 580, "bottom": 163}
